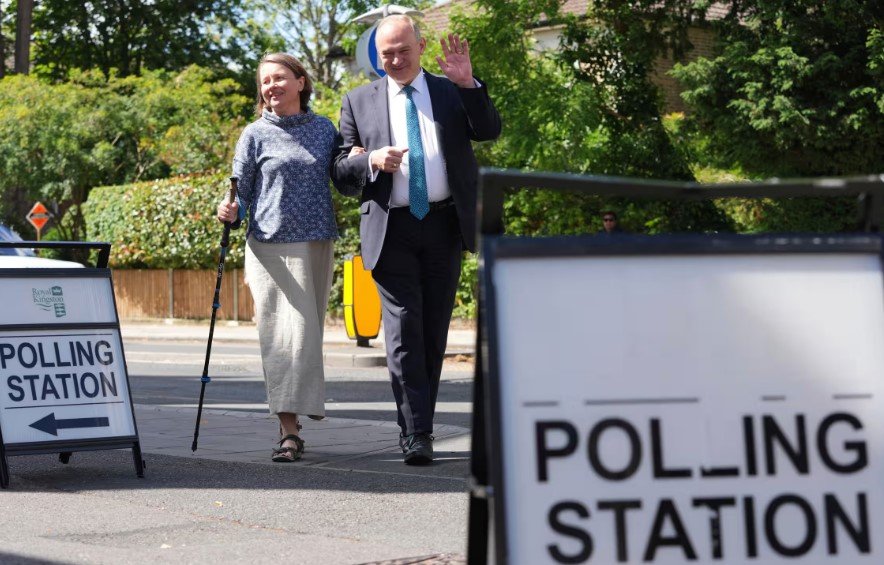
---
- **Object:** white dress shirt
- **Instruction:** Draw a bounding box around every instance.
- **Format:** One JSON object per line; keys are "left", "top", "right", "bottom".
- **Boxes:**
{"left": 369, "top": 71, "right": 450, "bottom": 207}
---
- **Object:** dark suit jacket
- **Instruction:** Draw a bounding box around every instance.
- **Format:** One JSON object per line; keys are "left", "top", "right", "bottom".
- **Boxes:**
{"left": 333, "top": 71, "right": 502, "bottom": 270}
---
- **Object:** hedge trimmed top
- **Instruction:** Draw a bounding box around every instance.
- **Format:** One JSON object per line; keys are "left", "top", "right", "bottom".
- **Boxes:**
{"left": 85, "top": 172, "right": 246, "bottom": 269}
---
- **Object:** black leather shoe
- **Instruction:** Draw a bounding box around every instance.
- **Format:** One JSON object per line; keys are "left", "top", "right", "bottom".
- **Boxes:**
{"left": 403, "top": 433, "right": 434, "bottom": 466}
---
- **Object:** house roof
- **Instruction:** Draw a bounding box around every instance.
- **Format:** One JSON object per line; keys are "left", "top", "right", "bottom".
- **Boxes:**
{"left": 422, "top": 0, "right": 474, "bottom": 32}
{"left": 421, "top": 1, "right": 730, "bottom": 33}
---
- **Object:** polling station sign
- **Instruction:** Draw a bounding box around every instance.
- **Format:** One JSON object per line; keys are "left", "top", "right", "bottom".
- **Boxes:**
{"left": 0, "top": 329, "right": 135, "bottom": 444}
{"left": 0, "top": 266, "right": 143, "bottom": 487}
{"left": 481, "top": 236, "right": 884, "bottom": 564}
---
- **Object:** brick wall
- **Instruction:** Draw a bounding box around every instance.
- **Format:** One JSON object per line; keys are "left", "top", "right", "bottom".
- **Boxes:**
{"left": 651, "top": 27, "right": 716, "bottom": 113}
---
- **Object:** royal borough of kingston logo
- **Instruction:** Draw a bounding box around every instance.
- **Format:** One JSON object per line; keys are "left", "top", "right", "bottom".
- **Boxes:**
{"left": 32, "top": 285, "right": 67, "bottom": 317}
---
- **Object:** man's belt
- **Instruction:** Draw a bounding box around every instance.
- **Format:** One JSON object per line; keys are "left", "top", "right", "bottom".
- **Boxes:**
{"left": 428, "top": 198, "right": 455, "bottom": 212}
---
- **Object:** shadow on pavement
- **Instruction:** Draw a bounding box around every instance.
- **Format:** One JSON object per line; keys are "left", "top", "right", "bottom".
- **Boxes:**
{"left": 3, "top": 450, "right": 471, "bottom": 495}
{"left": 0, "top": 553, "right": 66, "bottom": 565}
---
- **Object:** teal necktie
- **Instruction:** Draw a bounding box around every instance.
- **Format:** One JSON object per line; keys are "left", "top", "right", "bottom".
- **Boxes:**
{"left": 402, "top": 85, "right": 429, "bottom": 220}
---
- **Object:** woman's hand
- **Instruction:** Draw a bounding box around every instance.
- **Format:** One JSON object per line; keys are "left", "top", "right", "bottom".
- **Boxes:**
{"left": 348, "top": 146, "right": 366, "bottom": 158}
{"left": 217, "top": 199, "right": 239, "bottom": 224}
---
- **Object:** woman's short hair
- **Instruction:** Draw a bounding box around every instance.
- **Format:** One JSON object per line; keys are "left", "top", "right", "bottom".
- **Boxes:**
{"left": 255, "top": 53, "right": 313, "bottom": 117}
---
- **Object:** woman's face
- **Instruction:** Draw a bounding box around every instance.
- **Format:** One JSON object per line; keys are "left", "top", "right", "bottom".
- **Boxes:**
{"left": 259, "top": 62, "right": 305, "bottom": 116}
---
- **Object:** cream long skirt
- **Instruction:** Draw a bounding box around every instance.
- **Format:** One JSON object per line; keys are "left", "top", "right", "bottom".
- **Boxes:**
{"left": 245, "top": 237, "right": 334, "bottom": 418}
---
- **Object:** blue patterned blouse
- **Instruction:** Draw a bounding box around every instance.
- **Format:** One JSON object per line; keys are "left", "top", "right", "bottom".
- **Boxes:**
{"left": 232, "top": 109, "right": 341, "bottom": 242}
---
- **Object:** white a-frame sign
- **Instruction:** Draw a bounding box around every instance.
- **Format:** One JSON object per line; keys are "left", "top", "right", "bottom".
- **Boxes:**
{"left": 0, "top": 243, "right": 144, "bottom": 488}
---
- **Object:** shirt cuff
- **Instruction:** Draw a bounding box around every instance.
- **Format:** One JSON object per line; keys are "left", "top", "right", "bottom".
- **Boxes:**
{"left": 367, "top": 150, "right": 381, "bottom": 182}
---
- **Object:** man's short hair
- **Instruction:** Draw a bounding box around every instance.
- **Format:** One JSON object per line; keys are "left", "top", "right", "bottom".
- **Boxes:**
{"left": 375, "top": 14, "right": 422, "bottom": 44}
{"left": 601, "top": 210, "right": 617, "bottom": 220}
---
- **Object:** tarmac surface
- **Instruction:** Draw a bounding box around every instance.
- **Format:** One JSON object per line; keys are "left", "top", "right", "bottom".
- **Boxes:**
{"left": 0, "top": 320, "right": 480, "bottom": 564}
{"left": 120, "top": 320, "right": 477, "bottom": 368}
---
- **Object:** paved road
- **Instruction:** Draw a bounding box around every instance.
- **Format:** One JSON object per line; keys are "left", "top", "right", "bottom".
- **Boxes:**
{"left": 0, "top": 332, "right": 479, "bottom": 564}
{"left": 123, "top": 339, "right": 475, "bottom": 429}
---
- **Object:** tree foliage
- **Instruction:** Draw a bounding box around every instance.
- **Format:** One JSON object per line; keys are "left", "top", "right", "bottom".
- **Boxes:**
{"left": 670, "top": 1, "right": 882, "bottom": 233}
{"left": 29, "top": 0, "right": 281, "bottom": 92}
{"left": 672, "top": 1, "right": 884, "bottom": 178}
{"left": 450, "top": 0, "right": 731, "bottom": 238}
{"left": 85, "top": 173, "right": 245, "bottom": 269}
{"left": 0, "top": 0, "right": 35, "bottom": 75}
{"left": 83, "top": 170, "right": 366, "bottom": 315}
{"left": 0, "top": 1, "right": 15, "bottom": 76}
{"left": 0, "top": 3, "right": 6, "bottom": 77}
{"left": 7, "top": 0, "right": 879, "bottom": 321}
{"left": 263, "top": 0, "right": 429, "bottom": 89}
{"left": 560, "top": 0, "right": 704, "bottom": 181}
{"left": 0, "top": 67, "right": 249, "bottom": 252}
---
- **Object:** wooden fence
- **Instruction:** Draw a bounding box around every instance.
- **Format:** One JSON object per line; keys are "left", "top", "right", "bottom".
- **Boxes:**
{"left": 112, "top": 269, "right": 255, "bottom": 321}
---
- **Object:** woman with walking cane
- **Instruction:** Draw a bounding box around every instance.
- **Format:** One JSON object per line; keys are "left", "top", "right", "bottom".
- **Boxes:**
{"left": 216, "top": 53, "right": 361, "bottom": 462}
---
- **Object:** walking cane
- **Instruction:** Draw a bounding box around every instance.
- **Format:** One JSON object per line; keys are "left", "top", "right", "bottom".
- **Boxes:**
{"left": 192, "top": 177, "right": 237, "bottom": 452}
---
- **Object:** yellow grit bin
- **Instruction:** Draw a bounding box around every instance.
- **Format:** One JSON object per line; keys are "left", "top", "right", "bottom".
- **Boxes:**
{"left": 342, "top": 255, "right": 381, "bottom": 346}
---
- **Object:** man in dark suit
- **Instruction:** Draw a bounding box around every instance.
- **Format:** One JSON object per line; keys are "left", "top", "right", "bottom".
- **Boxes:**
{"left": 333, "top": 15, "right": 501, "bottom": 465}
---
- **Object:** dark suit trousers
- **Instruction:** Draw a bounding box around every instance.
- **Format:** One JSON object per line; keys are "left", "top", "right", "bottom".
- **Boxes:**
{"left": 371, "top": 205, "right": 463, "bottom": 436}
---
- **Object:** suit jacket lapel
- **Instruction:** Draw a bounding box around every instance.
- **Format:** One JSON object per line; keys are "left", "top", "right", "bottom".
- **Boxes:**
{"left": 425, "top": 72, "right": 446, "bottom": 151}
{"left": 372, "top": 78, "right": 392, "bottom": 147}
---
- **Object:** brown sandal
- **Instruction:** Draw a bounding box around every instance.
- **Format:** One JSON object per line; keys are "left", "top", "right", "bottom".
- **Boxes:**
{"left": 272, "top": 434, "right": 305, "bottom": 462}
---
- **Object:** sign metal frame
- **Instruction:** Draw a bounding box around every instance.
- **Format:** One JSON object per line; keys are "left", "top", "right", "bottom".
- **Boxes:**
{"left": 468, "top": 169, "right": 884, "bottom": 564}
{"left": 0, "top": 242, "right": 144, "bottom": 488}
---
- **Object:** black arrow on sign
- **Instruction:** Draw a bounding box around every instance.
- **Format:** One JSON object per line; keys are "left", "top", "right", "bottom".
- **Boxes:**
{"left": 29, "top": 413, "right": 110, "bottom": 436}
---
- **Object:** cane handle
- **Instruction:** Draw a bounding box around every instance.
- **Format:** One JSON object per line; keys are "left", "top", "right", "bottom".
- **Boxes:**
{"left": 228, "top": 178, "right": 237, "bottom": 204}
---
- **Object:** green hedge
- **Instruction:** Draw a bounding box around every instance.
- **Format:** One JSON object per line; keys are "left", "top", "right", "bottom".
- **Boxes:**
{"left": 85, "top": 172, "right": 245, "bottom": 269}
{"left": 0, "top": 68, "right": 249, "bottom": 245}
{"left": 83, "top": 166, "right": 863, "bottom": 321}
{"left": 83, "top": 171, "right": 479, "bottom": 317}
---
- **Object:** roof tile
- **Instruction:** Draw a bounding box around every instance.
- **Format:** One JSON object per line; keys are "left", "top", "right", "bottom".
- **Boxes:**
{"left": 421, "top": 0, "right": 730, "bottom": 33}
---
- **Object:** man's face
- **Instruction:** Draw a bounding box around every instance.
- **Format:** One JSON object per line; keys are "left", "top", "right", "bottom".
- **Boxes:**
{"left": 603, "top": 215, "right": 617, "bottom": 233}
{"left": 376, "top": 20, "right": 426, "bottom": 86}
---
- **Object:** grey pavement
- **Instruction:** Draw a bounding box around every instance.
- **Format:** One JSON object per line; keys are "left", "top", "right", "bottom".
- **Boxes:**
{"left": 120, "top": 320, "right": 477, "bottom": 368}
{"left": 138, "top": 404, "right": 471, "bottom": 478}
{"left": 0, "top": 321, "right": 480, "bottom": 564}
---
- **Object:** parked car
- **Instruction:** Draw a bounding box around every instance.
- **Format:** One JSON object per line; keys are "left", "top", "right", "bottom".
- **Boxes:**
{"left": 0, "top": 225, "right": 83, "bottom": 268}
